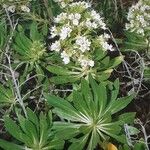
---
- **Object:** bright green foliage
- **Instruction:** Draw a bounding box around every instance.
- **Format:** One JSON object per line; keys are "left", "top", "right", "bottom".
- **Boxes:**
{"left": 13, "top": 22, "right": 47, "bottom": 76}
{"left": 47, "top": 55, "right": 123, "bottom": 84}
{"left": 45, "top": 76, "right": 135, "bottom": 150}
{"left": 0, "top": 108, "right": 64, "bottom": 150}
{"left": 123, "top": 31, "right": 148, "bottom": 51}
{"left": 14, "top": 22, "right": 45, "bottom": 63}
{"left": 0, "top": 81, "right": 16, "bottom": 107}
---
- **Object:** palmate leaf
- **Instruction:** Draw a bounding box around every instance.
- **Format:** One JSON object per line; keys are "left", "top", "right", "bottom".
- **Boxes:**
{"left": 1, "top": 109, "right": 64, "bottom": 150}
{"left": 45, "top": 76, "right": 135, "bottom": 149}
{"left": 13, "top": 22, "right": 47, "bottom": 78}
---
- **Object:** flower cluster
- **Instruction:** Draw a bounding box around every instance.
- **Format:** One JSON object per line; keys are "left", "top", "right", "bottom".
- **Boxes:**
{"left": 53, "top": 0, "right": 73, "bottom": 8}
{"left": 28, "top": 41, "right": 46, "bottom": 63}
{"left": 50, "top": 1, "right": 114, "bottom": 69}
{"left": 1, "top": 0, "right": 33, "bottom": 13}
{"left": 126, "top": 0, "right": 150, "bottom": 36}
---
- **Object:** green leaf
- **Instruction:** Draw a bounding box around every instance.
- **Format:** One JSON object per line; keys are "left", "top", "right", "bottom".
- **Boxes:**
{"left": 118, "top": 112, "right": 136, "bottom": 125}
{"left": 111, "top": 78, "right": 120, "bottom": 101}
{"left": 30, "top": 22, "right": 41, "bottom": 41}
{"left": 39, "top": 112, "right": 50, "bottom": 145}
{"left": 45, "top": 94, "right": 81, "bottom": 121}
{"left": 96, "top": 70, "right": 112, "bottom": 81}
{"left": 15, "top": 33, "right": 32, "bottom": 51}
{"left": 81, "top": 78, "right": 93, "bottom": 111}
{"left": 101, "top": 56, "right": 110, "bottom": 67}
{"left": 97, "top": 83, "right": 107, "bottom": 113}
{"left": 123, "top": 31, "right": 148, "bottom": 51}
{"left": 47, "top": 66, "right": 73, "bottom": 75}
{"left": 43, "top": 138, "right": 64, "bottom": 150}
{"left": 4, "top": 116, "right": 23, "bottom": 142}
{"left": 109, "top": 95, "right": 134, "bottom": 114}
{"left": 87, "top": 130, "right": 100, "bottom": 150}
{"left": 26, "top": 108, "right": 39, "bottom": 126}
{"left": 0, "top": 139, "right": 22, "bottom": 150}
{"left": 68, "top": 135, "right": 89, "bottom": 150}
{"left": 53, "top": 122, "right": 80, "bottom": 139}
{"left": 133, "top": 142, "right": 146, "bottom": 150}
{"left": 24, "top": 120, "right": 38, "bottom": 142}
{"left": 109, "top": 56, "right": 123, "bottom": 69}
{"left": 73, "top": 91, "right": 90, "bottom": 117}
{"left": 50, "top": 75, "right": 79, "bottom": 84}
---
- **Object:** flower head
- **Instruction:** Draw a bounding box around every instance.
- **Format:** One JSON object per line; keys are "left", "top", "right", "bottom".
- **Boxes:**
{"left": 75, "top": 36, "right": 91, "bottom": 52}
{"left": 60, "top": 26, "right": 72, "bottom": 40}
{"left": 61, "top": 51, "right": 70, "bottom": 64}
{"left": 126, "top": 0, "right": 150, "bottom": 36}
{"left": 50, "top": 41, "right": 61, "bottom": 52}
{"left": 2, "top": 0, "right": 32, "bottom": 13}
{"left": 49, "top": 0, "right": 113, "bottom": 69}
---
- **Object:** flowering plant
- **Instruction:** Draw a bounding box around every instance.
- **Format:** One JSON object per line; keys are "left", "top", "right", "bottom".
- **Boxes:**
{"left": 124, "top": 0, "right": 150, "bottom": 81}
{"left": 1, "top": 0, "right": 34, "bottom": 13}
{"left": 125, "top": 0, "right": 150, "bottom": 37}
{"left": 48, "top": 0, "right": 123, "bottom": 84}
{"left": 45, "top": 76, "right": 135, "bottom": 150}
{"left": 13, "top": 22, "right": 48, "bottom": 78}
{"left": 124, "top": 0, "right": 150, "bottom": 51}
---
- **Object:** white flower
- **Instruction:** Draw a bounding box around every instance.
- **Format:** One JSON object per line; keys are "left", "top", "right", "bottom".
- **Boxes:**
{"left": 74, "top": 13, "right": 81, "bottom": 20}
{"left": 54, "top": 0, "right": 73, "bottom": 8}
{"left": 50, "top": 41, "right": 61, "bottom": 52}
{"left": 103, "top": 33, "right": 110, "bottom": 39}
{"left": 21, "top": 5, "right": 30, "bottom": 13}
{"left": 102, "top": 42, "right": 114, "bottom": 51}
{"left": 91, "top": 10, "right": 106, "bottom": 29}
{"left": 98, "top": 35, "right": 114, "bottom": 51}
{"left": 76, "top": 36, "right": 91, "bottom": 52}
{"left": 68, "top": 13, "right": 81, "bottom": 26}
{"left": 50, "top": 26, "right": 58, "bottom": 38}
{"left": 79, "top": 59, "right": 94, "bottom": 68}
{"left": 72, "top": 19, "right": 79, "bottom": 26}
{"left": 126, "top": 0, "right": 150, "bottom": 36}
{"left": 69, "top": 1, "right": 91, "bottom": 9}
{"left": 85, "top": 19, "right": 98, "bottom": 29}
{"left": 91, "top": 10, "right": 101, "bottom": 21}
{"left": 7, "top": 5, "right": 16, "bottom": 13}
{"left": 61, "top": 51, "right": 70, "bottom": 64}
{"left": 137, "top": 28, "right": 144, "bottom": 35}
{"left": 60, "top": 26, "right": 72, "bottom": 40}
{"left": 88, "top": 60, "right": 94, "bottom": 67}
{"left": 54, "top": 12, "right": 67, "bottom": 23}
